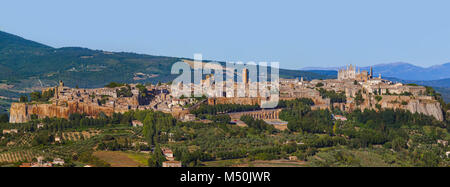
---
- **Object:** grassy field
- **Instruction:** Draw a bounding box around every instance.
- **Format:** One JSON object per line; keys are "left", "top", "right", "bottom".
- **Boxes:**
{"left": 124, "top": 152, "right": 150, "bottom": 166}
{"left": 93, "top": 151, "right": 147, "bottom": 167}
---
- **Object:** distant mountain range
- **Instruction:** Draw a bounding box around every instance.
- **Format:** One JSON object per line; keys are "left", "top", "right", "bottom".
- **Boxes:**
{"left": 0, "top": 31, "right": 329, "bottom": 92}
{"left": 302, "top": 62, "right": 450, "bottom": 81}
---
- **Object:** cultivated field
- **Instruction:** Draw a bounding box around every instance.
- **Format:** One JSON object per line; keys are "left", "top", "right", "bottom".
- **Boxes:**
{"left": 61, "top": 131, "right": 101, "bottom": 142}
{"left": 93, "top": 151, "right": 148, "bottom": 167}
{"left": 0, "top": 150, "right": 36, "bottom": 163}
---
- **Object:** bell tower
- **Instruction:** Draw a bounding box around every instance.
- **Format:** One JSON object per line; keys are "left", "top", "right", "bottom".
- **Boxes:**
{"left": 370, "top": 67, "right": 373, "bottom": 79}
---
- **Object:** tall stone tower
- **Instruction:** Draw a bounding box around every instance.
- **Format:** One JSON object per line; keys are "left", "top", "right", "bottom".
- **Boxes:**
{"left": 370, "top": 67, "right": 373, "bottom": 79}
{"left": 243, "top": 68, "right": 249, "bottom": 84}
{"left": 55, "top": 80, "right": 65, "bottom": 99}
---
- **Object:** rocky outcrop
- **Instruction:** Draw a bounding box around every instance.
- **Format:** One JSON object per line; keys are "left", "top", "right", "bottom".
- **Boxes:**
{"left": 376, "top": 96, "right": 444, "bottom": 121}
{"left": 406, "top": 100, "right": 444, "bottom": 121}
{"left": 9, "top": 101, "right": 120, "bottom": 123}
{"left": 9, "top": 103, "right": 30, "bottom": 123}
{"left": 335, "top": 95, "right": 444, "bottom": 121}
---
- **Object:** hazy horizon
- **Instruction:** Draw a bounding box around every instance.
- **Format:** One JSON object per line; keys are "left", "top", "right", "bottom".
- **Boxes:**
{"left": 2, "top": 0, "right": 450, "bottom": 69}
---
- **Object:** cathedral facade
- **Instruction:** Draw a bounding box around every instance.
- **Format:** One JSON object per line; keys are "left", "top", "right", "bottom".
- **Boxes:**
{"left": 338, "top": 65, "right": 374, "bottom": 82}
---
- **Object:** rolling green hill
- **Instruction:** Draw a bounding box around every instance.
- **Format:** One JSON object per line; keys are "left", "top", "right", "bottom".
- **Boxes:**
{"left": 0, "top": 31, "right": 183, "bottom": 88}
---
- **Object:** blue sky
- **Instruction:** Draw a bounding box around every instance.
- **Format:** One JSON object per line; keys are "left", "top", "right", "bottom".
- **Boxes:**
{"left": 1, "top": 0, "right": 450, "bottom": 69}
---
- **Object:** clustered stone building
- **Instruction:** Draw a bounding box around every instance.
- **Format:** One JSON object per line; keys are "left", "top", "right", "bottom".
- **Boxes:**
{"left": 207, "top": 65, "right": 444, "bottom": 121}
{"left": 9, "top": 81, "right": 197, "bottom": 123}
{"left": 9, "top": 64, "right": 445, "bottom": 123}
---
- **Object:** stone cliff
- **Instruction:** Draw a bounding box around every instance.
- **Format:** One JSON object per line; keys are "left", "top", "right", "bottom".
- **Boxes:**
{"left": 321, "top": 95, "right": 444, "bottom": 121}
{"left": 9, "top": 102, "right": 125, "bottom": 123}
{"left": 374, "top": 96, "right": 444, "bottom": 121}
{"left": 406, "top": 100, "right": 444, "bottom": 121}
{"left": 206, "top": 95, "right": 445, "bottom": 121}
{"left": 9, "top": 103, "right": 29, "bottom": 124}
{"left": 9, "top": 94, "right": 445, "bottom": 123}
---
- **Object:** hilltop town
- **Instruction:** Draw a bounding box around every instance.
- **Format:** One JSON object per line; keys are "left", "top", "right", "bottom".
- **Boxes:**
{"left": 9, "top": 64, "right": 444, "bottom": 124}
{"left": 1, "top": 64, "right": 449, "bottom": 167}
{"left": 2, "top": 1, "right": 450, "bottom": 170}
